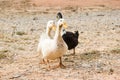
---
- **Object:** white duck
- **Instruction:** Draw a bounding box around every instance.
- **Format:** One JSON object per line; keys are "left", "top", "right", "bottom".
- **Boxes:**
{"left": 37, "top": 20, "right": 56, "bottom": 56}
{"left": 45, "top": 20, "right": 56, "bottom": 39}
{"left": 40, "top": 19, "right": 68, "bottom": 68}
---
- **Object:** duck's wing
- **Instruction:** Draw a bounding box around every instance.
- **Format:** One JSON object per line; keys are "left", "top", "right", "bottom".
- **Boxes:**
{"left": 37, "top": 33, "right": 50, "bottom": 52}
{"left": 62, "top": 31, "right": 75, "bottom": 39}
{"left": 62, "top": 32, "right": 78, "bottom": 50}
{"left": 40, "top": 33, "right": 50, "bottom": 42}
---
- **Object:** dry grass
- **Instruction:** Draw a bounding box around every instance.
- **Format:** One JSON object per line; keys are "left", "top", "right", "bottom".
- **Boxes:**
{"left": 18, "top": 47, "right": 25, "bottom": 50}
{"left": 16, "top": 31, "right": 26, "bottom": 36}
{"left": 0, "top": 49, "right": 9, "bottom": 59}
{"left": 80, "top": 50, "right": 100, "bottom": 61}
{"left": 0, "top": 49, "right": 14, "bottom": 64}
{"left": 111, "top": 48, "right": 120, "bottom": 54}
{"left": 3, "top": 37, "right": 17, "bottom": 42}
{"left": 0, "top": 53, "right": 7, "bottom": 59}
{"left": 0, "top": 50, "right": 9, "bottom": 53}
{"left": 0, "top": 49, "right": 12, "bottom": 59}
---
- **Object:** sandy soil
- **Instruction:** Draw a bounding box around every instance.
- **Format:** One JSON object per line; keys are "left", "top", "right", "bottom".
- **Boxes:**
{"left": 0, "top": 0, "right": 120, "bottom": 80}
{"left": 31, "top": 0, "right": 120, "bottom": 8}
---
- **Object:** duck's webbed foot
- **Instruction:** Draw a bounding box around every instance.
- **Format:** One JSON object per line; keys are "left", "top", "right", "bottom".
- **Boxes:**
{"left": 59, "top": 57, "right": 66, "bottom": 69}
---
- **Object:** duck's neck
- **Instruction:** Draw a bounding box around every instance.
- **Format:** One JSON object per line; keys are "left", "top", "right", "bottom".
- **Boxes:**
{"left": 54, "top": 24, "right": 62, "bottom": 40}
{"left": 46, "top": 27, "right": 52, "bottom": 38}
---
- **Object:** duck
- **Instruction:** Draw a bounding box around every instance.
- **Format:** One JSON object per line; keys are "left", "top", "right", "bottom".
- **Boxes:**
{"left": 62, "top": 30, "right": 79, "bottom": 55}
{"left": 39, "top": 19, "right": 68, "bottom": 68}
{"left": 37, "top": 20, "right": 56, "bottom": 56}
{"left": 45, "top": 20, "right": 56, "bottom": 39}
{"left": 56, "top": 12, "right": 79, "bottom": 55}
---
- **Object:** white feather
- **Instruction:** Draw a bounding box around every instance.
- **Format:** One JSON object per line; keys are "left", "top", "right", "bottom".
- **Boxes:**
{"left": 38, "top": 19, "right": 68, "bottom": 60}
{"left": 37, "top": 20, "right": 55, "bottom": 54}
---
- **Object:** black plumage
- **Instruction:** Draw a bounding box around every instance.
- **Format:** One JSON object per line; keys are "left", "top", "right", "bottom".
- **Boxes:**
{"left": 56, "top": 12, "right": 79, "bottom": 55}
{"left": 57, "top": 12, "right": 63, "bottom": 19}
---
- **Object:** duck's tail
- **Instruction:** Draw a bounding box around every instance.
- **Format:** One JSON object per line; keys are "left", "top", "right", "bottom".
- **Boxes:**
{"left": 74, "top": 31, "right": 79, "bottom": 39}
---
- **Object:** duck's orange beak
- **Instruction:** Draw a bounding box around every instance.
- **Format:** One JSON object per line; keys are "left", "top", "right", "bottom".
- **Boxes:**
{"left": 63, "top": 22, "right": 68, "bottom": 28}
{"left": 52, "top": 25, "right": 56, "bottom": 31}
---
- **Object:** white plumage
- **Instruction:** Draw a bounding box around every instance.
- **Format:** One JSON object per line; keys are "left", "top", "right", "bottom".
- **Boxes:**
{"left": 38, "top": 19, "right": 68, "bottom": 68}
{"left": 37, "top": 20, "right": 55, "bottom": 55}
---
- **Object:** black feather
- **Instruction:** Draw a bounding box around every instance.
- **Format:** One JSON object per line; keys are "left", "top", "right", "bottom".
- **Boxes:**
{"left": 62, "top": 31, "right": 79, "bottom": 50}
{"left": 56, "top": 12, "right": 63, "bottom": 19}
{"left": 74, "top": 31, "right": 79, "bottom": 39}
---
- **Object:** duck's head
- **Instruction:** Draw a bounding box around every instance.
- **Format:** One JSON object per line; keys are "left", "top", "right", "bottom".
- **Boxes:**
{"left": 47, "top": 20, "right": 56, "bottom": 31}
{"left": 56, "top": 12, "right": 63, "bottom": 20}
{"left": 57, "top": 19, "right": 68, "bottom": 29}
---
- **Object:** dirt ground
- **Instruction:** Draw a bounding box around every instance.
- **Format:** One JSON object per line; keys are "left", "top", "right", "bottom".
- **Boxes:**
{"left": 0, "top": 0, "right": 120, "bottom": 80}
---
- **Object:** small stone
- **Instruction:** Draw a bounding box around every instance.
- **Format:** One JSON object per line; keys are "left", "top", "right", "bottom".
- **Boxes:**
{"left": 10, "top": 74, "right": 22, "bottom": 79}
{"left": 81, "top": 63, "right": 91, "bottom": 68}
{"left": 109, "top": 68, "right": 114, "bottom": 75}
{"left": 33, "top": 17, "right": 38, "bottom": 20}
